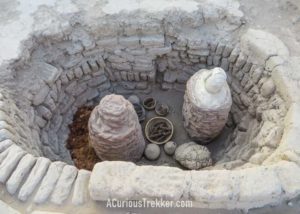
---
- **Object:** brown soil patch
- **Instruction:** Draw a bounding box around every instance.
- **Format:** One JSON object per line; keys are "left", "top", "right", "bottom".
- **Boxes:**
{"left": 66, "top": 106, "right": 101, "bottom": 170}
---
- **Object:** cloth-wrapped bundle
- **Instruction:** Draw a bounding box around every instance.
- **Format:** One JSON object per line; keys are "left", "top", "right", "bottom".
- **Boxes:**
{"left": 182, "top": 67, "right": 232, "bottom": 144}
{"left": 88, "top": 94, "right": 145, "bottom": 161}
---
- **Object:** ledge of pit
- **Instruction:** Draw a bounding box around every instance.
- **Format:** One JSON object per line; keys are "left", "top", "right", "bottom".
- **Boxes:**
{"left": 0, "top": 0, "right": 300, "bottom": 212}
{"left": 89, "top": 160, "right": 300, "bottom": 209}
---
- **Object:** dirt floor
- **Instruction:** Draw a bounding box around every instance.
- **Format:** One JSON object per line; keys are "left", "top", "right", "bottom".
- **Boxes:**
{"left": 135, "top": 87, "right": 232, "bottom": 168}
{"left": 66, "top": 86, "right": 232, "bottom": 170}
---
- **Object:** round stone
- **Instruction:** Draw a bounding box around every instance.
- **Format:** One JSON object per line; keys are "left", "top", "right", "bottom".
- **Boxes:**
{"left": 128, "top": 95, "right": 140, "bottom": 104}
{"left": 174, "top": 142, "right": 212, "bottom": 170}
{"left": 164, "top": 141, "right": 177, "bottom": 155}
{"left": 144, "top": 144, "right": 161, "bottom": 160}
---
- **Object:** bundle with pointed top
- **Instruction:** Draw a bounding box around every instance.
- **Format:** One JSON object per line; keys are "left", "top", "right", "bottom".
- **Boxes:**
{"left": 88, "top": 94, "right": 145, "bottom": 161}
{"left": 182, "top": 67, "right": 232, "bottom": 144}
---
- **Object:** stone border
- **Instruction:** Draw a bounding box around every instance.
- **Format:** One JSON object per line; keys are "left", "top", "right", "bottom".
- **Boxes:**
{"left": 0, "top": 28, "right": 298, "bottom": 211}
{"left": 89, "top": 160, "right": 300, "bottom": 209}
{"left": 0, "top": 0, "right": 299, "bottom": 212}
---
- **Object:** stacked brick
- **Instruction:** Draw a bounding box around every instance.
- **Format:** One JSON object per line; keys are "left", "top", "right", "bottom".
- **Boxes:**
{"left": 183, "top": 68, "right": 232, "bottom": 143}
{"left": 88, "top": 94, "right": 145, "bottom": 161}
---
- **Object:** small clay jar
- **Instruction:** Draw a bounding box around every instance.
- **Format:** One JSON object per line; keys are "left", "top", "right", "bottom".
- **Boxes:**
{"left": 133, "top": 103, "right": 146, "bottom": 122}
{"left": 155, "top": 103, "right": 169, "bottom": 116}
{"left": 88, "top": 94, "right": 145, "bottom": 161}
{"left": 143, "top": 97, "right": 156, "bottom": 110}
{"left": 145, "top": 117, "right": 174, "bottom": 144}
{"left": 182, "top": 67, "right": 232, "bottom": 144}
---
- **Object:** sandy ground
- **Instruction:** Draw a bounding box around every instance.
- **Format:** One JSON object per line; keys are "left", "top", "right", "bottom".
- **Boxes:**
{"left": 240, "top": 0, "right": 300, "bottom": 56}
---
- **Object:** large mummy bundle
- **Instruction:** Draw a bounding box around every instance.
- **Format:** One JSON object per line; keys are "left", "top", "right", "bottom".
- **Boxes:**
{"left": 182, "top": 68, "right": 232, "bottom": 144}
{"left": 88, "top": 94, "right": 145, "bottom": 161}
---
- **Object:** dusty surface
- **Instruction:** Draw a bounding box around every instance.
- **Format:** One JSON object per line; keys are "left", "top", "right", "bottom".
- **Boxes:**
{"left": 66, "top": 86, "right": 232, "bottom": 170}
{"left": 135, "top": 86, "right": 231, "bottom": 168}
{"left": 240, "top": 0, "right": 300, "bottom": 56}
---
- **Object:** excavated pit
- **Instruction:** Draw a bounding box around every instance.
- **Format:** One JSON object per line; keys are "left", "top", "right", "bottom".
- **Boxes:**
{"left": 67, "top": 86, "right": 233, "bottom": 170}
{"left": 10, "top": 34, "right": 287, "bottom": 171}
{"left": 0, "top": 1, "right": 299, "bottom": 211}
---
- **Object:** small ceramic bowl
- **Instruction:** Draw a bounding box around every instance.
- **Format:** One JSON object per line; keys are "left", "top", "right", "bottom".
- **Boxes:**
{"left": 145, "top": 117, "right": 174, "bottom": 145}
{"left": 142, "top": 97, "right": 156, "bottom": 110}
{"left": 155, "top": 103, "right": 169, "bottom": 116}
